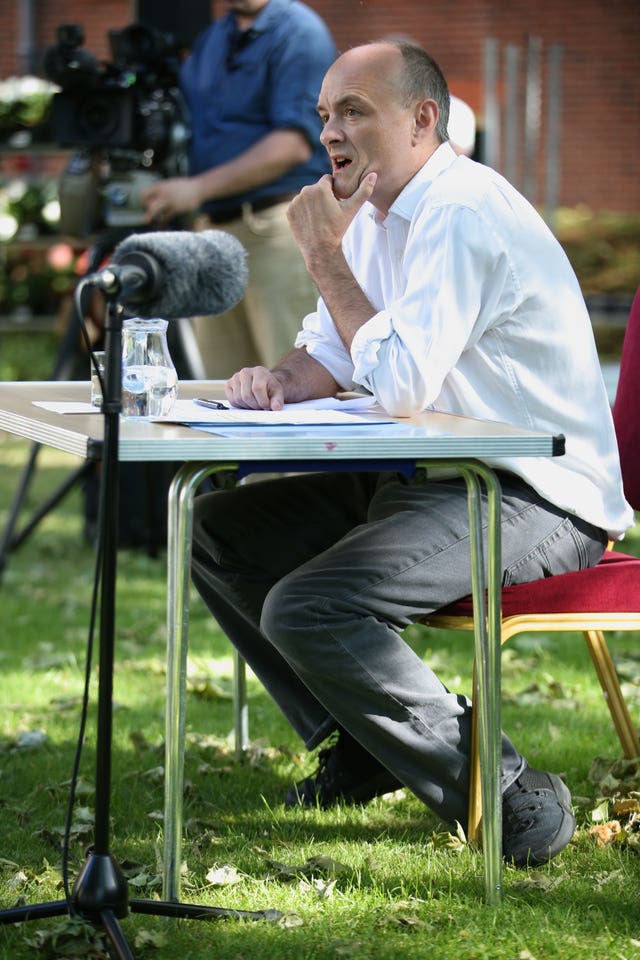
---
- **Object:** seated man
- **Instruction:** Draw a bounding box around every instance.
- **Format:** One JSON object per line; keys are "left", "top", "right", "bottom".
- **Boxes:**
{"left": 190, "top": 40, "right": 632, "bottom": 867}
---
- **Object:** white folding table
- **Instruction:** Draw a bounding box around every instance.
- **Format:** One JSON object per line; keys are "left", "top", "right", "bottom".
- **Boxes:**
{"left": 0, "top": 379, "right": 565, "bottom": 906}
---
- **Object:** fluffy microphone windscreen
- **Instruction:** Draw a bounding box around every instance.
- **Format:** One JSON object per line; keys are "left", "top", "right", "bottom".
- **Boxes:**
{"left": 111, "top": 229, "right": 249, "bottom": 318}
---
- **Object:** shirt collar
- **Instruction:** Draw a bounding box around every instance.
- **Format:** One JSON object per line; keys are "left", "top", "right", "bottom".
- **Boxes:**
{"left": 233, "top": 0, "right": 288, "bottom": 35}
{"left": 387, "top": 141, "right": 459, "bottom": 223}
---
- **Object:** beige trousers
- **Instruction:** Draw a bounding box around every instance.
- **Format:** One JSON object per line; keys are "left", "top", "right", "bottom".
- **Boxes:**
{"left": 191, "top": 201, "right": 318, "bottom": 379}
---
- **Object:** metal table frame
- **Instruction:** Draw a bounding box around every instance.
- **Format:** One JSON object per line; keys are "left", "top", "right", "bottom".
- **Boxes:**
{"left": 0, "top": 380, "right": 565, "bottom": 907}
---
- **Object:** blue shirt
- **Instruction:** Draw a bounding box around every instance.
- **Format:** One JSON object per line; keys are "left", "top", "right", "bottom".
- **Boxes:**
{"left": 180, "top": 0, "right": 337, "bottom": 216}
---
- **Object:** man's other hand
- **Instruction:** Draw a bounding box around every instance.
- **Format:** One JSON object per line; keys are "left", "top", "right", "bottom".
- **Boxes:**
{"left": 225, "top": 367, "right": 285, "bottom": 410}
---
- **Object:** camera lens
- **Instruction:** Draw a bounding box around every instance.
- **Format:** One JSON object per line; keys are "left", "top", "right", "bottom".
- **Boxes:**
{"left": 78, "top": 94, "right": 122, "bottom": 140}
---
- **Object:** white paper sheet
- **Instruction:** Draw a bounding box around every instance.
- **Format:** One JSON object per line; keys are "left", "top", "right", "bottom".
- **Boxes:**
{"left": 148, "top": 395, "right": 390, "bottom": 426}
{"left": 33, "top": 401, "right": 97, "bottom": 414}
{"left": 32, "top": 395, "right": 383, "bottom": 424}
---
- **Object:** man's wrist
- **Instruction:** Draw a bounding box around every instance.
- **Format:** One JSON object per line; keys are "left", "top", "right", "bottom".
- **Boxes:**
{"left": 191, "top": 173, "right": 212, "bottom": 208}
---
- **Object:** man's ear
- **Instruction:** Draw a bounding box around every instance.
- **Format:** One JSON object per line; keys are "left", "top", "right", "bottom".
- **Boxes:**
{"left": 413, "top": 98, "right": 438, "bottom": 142}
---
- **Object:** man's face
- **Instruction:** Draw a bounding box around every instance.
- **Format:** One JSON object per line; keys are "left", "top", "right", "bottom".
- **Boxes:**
{"left": 317, "top": 46, "right": 428, "bottom": 214}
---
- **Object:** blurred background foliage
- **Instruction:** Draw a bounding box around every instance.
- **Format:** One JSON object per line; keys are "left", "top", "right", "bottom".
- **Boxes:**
{"left": 555, "top": 207, "right": 640, "bottom": 296}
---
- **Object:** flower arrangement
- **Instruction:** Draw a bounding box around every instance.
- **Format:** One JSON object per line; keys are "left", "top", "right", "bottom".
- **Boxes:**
{"left": 0, "top": 76, "right": 58, "bottom": 140}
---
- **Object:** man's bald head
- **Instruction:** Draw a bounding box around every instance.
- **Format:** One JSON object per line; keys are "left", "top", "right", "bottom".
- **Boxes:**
{"left": 332, "top": 40, "right": 450, "bottom": 143}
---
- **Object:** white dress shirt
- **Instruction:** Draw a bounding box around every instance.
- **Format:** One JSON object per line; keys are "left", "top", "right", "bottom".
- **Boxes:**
{"left": 295, "top": 142, "right": 633, "bottom": 539}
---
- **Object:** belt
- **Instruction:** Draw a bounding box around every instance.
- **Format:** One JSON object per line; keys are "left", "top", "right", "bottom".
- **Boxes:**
{"left": 207, "top": 192, "right": 297, "bottom": 224}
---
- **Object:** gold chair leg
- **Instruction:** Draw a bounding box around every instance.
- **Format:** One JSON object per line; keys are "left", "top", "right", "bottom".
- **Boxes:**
{"left": 583, "top": 629, "right": 640, "bottom": 758}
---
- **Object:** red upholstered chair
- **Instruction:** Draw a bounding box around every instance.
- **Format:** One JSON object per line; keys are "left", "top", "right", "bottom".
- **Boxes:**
{"left": 425, "top": 286, "right": 640, "bottom": 841}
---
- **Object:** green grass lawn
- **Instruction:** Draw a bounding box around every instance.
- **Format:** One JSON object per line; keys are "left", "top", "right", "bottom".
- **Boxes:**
{"left": 0, "top": 362, "right": 639, "bottom": 957}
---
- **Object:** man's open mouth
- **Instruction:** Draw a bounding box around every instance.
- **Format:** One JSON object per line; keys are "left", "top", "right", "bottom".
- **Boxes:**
{"left": 334, "top": 157, "right": 352, "bottom": 170}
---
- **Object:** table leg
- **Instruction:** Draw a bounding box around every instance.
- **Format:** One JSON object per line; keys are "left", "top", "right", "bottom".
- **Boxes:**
{"left": 460, "top": 464, "right": 503, "bottom": 905}
{"left": 163, "top": 462, "right": 237, "bottom": 902}
{"left": 417, "top": 460, "right": 503, "bottom": 904}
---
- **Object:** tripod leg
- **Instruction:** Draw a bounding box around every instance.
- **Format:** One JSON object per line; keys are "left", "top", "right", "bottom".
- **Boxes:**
{"left": 130, "top": 899, "right": 282, "bottom": 922}
{"left": 0, "top": 900, "right": 69, "bottom": 923}
{"left": 0, "top": 442, "right": 42, "bottom": 575}
{"left": 0, "top": 448, "right": 96, "bottom": 575}
{"left": 100, "top": 909, "right": 136, "bottom": 960}
{"left": 8, "top": 460, "right": 96, "bottom": 553}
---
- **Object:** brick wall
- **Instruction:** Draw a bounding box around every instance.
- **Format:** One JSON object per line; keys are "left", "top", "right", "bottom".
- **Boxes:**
{"left": 2, "top": 0, "right": 639, "bottom": 212}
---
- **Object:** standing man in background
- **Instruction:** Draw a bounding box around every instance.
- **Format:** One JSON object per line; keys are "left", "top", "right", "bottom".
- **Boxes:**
{"left": 142, "top": 0, "right": 336, "bottom": 377}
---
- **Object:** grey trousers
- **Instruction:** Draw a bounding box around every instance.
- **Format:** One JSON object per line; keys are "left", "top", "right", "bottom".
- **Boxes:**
{"left": 191, "top": 469, "right": 607, "bottom": 827}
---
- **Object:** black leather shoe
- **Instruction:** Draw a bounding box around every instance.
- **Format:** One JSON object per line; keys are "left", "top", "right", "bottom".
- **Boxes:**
{"left": 502, "top": 765, "right": 576, "bottom": 867}
{"left": 285, "top": 731, "right": 402, "bottom": 808}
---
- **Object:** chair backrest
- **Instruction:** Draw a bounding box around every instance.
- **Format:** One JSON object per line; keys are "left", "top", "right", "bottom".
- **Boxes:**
{"left": 612, "top": 286, "right": 640, "bottom": 511}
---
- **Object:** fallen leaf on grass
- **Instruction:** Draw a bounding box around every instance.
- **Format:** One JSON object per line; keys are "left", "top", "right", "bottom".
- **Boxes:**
{"left": 512, "top": 873, "right": 561, "bottom": 892}
{"left": 429, "top": 821, "right": 467, "bottom": 852}
{"left": 49, "top": 776, "right": 94, "bottom": 798}
{"left": 206, "top": 864, "right": 242, "bottom": 886}
{"left": 22, "top": 647, "right": 77, "bottom": 670}
{"left": 121, "top": 765, "right": 164, "bottom": 783}
{"left": 186, "top": 658, "right": 233, "bottom": 700}
{"left": 23, "top": 916, "right": 111, "bottom": 958}
{"left": 613, "top": 796, "right": 640, "bottom": 816}
{"left": 590, "top": 798, "right": 612, "bottom": 823}
{"left": 128, "top": 871, "right": 162, "bottom": 889}
{"left": 504, "top": 674, "right": 578, "bottom": 711}
{"left": 186, "top": 677, "right": 233, "bottom": 700}
{"left": 585, "top": 759, "right": 640, "bottom": 849}
{"left": 134, "top": 929, "right": 168, "bottom": 950}
{"left": 592, "top": 868, "right": 624, "bottom": 886}
{"left": 376, "top": 912, "right": 429, "bottom": 929}
{"left": 278, "top": 912, "right": 304, "bottom": 928}
{"left": 259, "top": 852, "right": 349, "bottom": 881}
{"left": 589, "top": 756, "right": 640, "bottom": 795}
{"left": 299, "top": 877, "right": 336, "bottom": 899}
{"left": 7, "top": 870, "right": 29, "bottom": 890}
{"left": 13, "top": 729, "right": 48, "bottom": 750}
{"left": 197, "top": 761, "right": 234, "bottom": 776}
{"left": 589, "top": 820, "right": 624, "bottom": 846}
{"left": 332, "top": 940, "right": 364, "bottom": 955}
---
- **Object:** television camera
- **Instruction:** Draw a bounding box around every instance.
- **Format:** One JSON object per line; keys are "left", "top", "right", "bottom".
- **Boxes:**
{"left": 44, "top": 23, "right": 190, "bottom": 237}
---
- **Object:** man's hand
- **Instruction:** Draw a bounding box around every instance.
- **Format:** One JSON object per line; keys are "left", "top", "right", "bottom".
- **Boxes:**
{"left": 286, "top": 173, "right": 379, "bottom": 350}
{"left": 141, "top": 178, "right": 202, "bottom": 225}
{"left": 225, "top": 350, "right": 339, "bottom": 410}
{"left": 287, "top": 173, "right": 377, "bottom": 274}
{"left": 225, "top": 367, "right": 286, "bottom": 411}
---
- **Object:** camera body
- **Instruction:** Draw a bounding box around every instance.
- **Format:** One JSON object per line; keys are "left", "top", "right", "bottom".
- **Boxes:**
{"left": 44, "top": 23, "right": 190, "bottom": 236}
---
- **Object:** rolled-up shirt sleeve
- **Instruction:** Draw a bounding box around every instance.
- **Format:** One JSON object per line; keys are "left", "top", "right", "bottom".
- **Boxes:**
{"left": 295, "top": 302, "right": 359, "bottom": 390}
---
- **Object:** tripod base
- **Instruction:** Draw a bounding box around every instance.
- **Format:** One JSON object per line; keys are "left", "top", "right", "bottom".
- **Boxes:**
{"left": 1, "top": 849, "right": 281, "bottom": 960}
{"left": 73, "top": 850, "right": 129, "bottom": 919}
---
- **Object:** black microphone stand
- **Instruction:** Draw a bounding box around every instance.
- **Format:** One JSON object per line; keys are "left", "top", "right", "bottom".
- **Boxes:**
{"left": 0, "top": 291, "right": 279, "bottom": 957}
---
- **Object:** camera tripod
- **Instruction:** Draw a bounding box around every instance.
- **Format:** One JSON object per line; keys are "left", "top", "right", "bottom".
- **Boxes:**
{"left": 0, "top": 293, "right": 279, "bottom": 958}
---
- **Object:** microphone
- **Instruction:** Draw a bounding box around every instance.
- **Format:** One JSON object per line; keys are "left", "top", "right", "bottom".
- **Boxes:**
{"left": 87, "top": 229, "right": 249, "bottom": 318}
